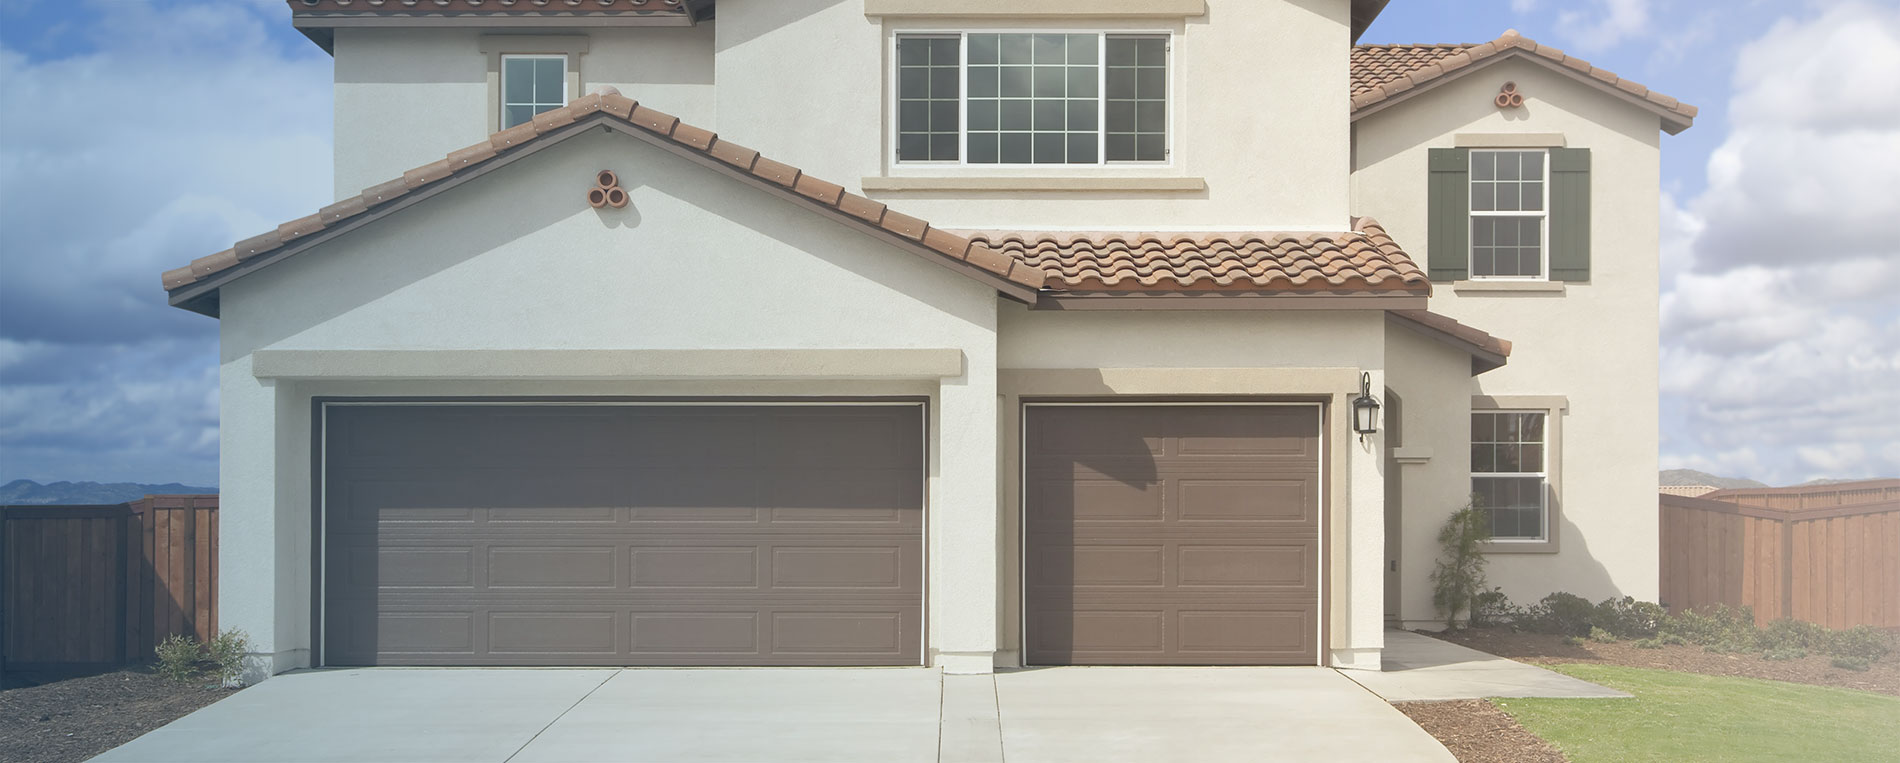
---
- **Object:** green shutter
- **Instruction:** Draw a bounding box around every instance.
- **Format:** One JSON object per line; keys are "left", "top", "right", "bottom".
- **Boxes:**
{"left": 1549, "top": 147, "right": 1591, "bottom": 282}
{"left": 1427, "top": 148, "right": 1470, "bottom": 282}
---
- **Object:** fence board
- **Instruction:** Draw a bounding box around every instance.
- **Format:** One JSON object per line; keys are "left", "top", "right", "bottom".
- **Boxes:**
{"left": 1661, "top": 486, "right": 1900, "bottom": 629}
{"left": 0, "top": 497, "right": 218, "bottom": 671}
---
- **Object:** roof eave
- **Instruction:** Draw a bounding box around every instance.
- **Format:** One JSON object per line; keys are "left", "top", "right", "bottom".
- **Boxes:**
{"left": 1031, "top": 291, "right": 1428, "bottom": 311}
{"left": 1387, "top": 311, "right": 1511, "bottom": 376}
{"left": 1351, "top": 0, "right": 1391, "bottom": 43}
{"left": 290, "top": 11, "right": 700, "bottom": 54}
{"left": 1350, "top": 47, "right": 1695, "bottom": 135}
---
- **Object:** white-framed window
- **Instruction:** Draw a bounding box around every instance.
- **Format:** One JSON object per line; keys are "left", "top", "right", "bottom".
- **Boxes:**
{"left": 894, "top": 32, "right": 1171, "bottom": 166}
{"left": 1470, "top": 149, "right": 1548, "bottom": 279}
{"left": 1471, "top": 410, "right": 1548, "bottom": 540}
{"left": 501, "top": 54, "right": 569, "bottom": 130}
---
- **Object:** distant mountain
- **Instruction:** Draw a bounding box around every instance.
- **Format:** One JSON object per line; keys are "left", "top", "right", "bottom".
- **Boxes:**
{"left": 0, "top": 479, "right": 217, "bottom": 505}
{"left": 1659, "top": 469, "right": 1768, "bottom": 490}
{"left": 1798, "top": 477, "right": 1895, "bottom": 486}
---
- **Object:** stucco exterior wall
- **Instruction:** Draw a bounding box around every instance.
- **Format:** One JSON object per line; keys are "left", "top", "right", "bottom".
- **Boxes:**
{"left": 996, "top": 306, "right": 1389, "bottom": 668}
{"left": 1381, "top": 321, "right": 1481, "bottom": 629}
{"left": 220, "top": 129, "right": 1005, "bottom": 675}
{"left": 332, "top": 27, "right": 716, "bottom": 199}
{"left": 712, "top": 0, "right": 1353, "bottom": 231}
{"left": 1353, "top": 57, "right": 1664, "bottom": 609}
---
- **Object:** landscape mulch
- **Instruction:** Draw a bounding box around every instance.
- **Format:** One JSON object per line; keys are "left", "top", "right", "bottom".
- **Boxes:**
{"left": 1396, "top": 698, "right": 1567, "bottom": 763}
{"left": 0, "top": 668, "right": 235, "bottom": 763}
{"left": 1426, "top": 626, "right": 1900, "bottom": 697}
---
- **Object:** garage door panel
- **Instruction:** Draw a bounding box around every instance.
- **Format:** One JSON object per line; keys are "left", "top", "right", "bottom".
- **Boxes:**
{"left": 324, "top": 403, "right": 923, "bottom": 667}
{"left": 1024, "top": 405, "right": 1320, "bottom": 666}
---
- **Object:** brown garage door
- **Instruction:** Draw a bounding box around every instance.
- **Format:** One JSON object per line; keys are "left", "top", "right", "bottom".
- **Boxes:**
{"left": 322, "top": 403, "right": 923, "bottom": 667}
{"left": 1024, "top": 405, "right": 1320, "bottom": 665}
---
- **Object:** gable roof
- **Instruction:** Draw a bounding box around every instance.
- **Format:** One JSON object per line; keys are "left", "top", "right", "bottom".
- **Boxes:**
{"left": 161, "top": 87, "right": 1047, "bottom": 316}
{"left": 964, "top": 219, "right": 1427, "bottom": 295}
{"left": 1390, "top": 309, "right": 1511, "bottom": 375}
{"left": 1351, "top": 29, "right": 1697, "bottom": 134}
{"left": 288, "top": 0, "right": 713, "bottom": 52}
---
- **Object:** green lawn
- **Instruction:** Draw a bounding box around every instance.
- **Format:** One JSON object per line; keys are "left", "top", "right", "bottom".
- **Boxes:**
{"left": 1494, "top": 664, "right": 1900, "bottom": 763}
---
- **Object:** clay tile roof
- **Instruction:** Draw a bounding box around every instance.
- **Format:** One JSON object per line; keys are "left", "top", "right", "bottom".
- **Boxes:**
{"left": 162, "top": 87, "right": 1044, "bottom": 314}
{"left": 1391, "top": 309, "right": 1512, "bottom": 374}
{"left": 963, "top": 218, "right": 1428, "bottom": 295}
{"left": 1351, "top": 29, "right": 1696, "bottom": 134}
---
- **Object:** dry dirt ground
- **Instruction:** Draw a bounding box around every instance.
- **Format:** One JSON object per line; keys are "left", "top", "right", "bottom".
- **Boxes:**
{"left": 0, "top": 668, "right": 235, "bottom": 763}
{"left": 1427, "top": 625, "right": 1900, "bottom": 697}
{"left": 1396, "top": 698, "right": 1568, "bottom": 763}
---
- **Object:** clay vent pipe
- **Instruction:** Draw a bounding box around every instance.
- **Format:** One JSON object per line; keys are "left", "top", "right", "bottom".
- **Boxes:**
{"left": 588, "top": 170, "right": 628, "bottom": 209}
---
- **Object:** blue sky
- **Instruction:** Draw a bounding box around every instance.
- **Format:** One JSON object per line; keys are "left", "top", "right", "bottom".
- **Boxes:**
{"left": 1, "top": 0, "right": 1895, "bottom": 486}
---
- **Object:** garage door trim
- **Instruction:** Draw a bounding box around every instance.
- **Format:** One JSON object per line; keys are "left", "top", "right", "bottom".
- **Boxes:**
{"left": 309, "top": 397, "right": 930, "bottom": 668}
{"left": 1017, "top": 401, "right": 1327, "bottom": 667}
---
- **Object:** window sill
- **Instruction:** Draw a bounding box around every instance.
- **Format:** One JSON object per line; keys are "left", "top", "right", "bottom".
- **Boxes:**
{"left": 865, "top": 0, "right": 1206, "bottom": 18}
{"left": 1453, "top": 280, "right": 1567, "bottom": 294}
{"left": 1480, "top": 539, "right": 1559, "bottom": 554}
{"left": 862, "top": 176, "right": 1206, "bottom": 193}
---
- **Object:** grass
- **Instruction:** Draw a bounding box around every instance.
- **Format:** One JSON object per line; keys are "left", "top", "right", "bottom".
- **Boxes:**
{"left": 1494, "top": 663, "right": 1900, "bottom": 763}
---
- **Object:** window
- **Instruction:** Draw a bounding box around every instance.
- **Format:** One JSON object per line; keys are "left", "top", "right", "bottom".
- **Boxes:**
{"left": 501, "top": 55, "right": 568, "bottom": 130}
{"left": 1471, "top": 411, "right": 1547, "bottom": 540}
{"left": 1469, "top": 149, "right": 1547, "bottom": 279}
{"left": 894, "top": 32, "right": 1170, "bottom": 165}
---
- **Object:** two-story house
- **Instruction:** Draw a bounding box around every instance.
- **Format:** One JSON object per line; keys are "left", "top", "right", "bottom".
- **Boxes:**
{"left": 162, "top": 0, "right": 1691, "bottom": 680}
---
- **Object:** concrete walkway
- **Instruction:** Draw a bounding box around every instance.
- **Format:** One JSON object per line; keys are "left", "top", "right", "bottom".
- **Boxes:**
{"left": 93, "top": 666, "right": 1453, "bottom": 762}
{"left": 1342, "top": 630, "right": 1632, "bottom": 702}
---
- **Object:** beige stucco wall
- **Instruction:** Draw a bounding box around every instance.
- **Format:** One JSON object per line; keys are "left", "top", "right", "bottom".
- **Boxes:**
{"left": 220, "top": 129, "right": 1005, "bottom": 676}
{"left": 1381, "top": 321, "right": 1481, "bottom": 629}
{"left": 996, "top": 306, "right": 1390, "bottom": 669}
{"left": 1353, "top": 57, "right": 1665, "bottom": 614}
{"left": 712, "top": 0, "right": 1353, "bottom": 231}
{"left": 332, "top": 27, "right": 716, "bottom": 199}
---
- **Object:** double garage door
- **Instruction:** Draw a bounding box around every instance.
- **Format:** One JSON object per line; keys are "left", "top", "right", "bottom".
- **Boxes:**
{"left": 321, "top": 404, "right": 924, "bottom": 666}
{"left": 321, "top": 402, "right": 1319, "bottom": 667}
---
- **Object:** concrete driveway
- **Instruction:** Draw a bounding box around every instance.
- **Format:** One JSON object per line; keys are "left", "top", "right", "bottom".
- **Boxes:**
{"left": 94, "top": 667, "right": 1452, "bottom": 763}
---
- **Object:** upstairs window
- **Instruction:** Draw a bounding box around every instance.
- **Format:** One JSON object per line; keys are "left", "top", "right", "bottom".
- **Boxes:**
{"left": 1471, "top": 411, "right": 1548, "bottom": 540}
{"left": 1469, "top": 149, "right": 1547, "bottom": 279}
{"left": 501, "top": 55, "right": 568, "bottom": 130}
{"left": 895, "top": 32, "right": 1171, "bottom": 166}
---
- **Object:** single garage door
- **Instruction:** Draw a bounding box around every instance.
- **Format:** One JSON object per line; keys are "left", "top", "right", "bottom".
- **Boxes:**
{"left": 322, "top": 403, "right": 923, "bottom": 666}
{"left": 1023, "top": 404, "right": 1320, "bottom": 665}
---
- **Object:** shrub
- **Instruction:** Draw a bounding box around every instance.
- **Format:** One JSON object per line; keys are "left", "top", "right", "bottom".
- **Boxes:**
{"left": 1661, "top": 604, "right": 1757, "bottom": 649}
{"left": 152, "top": 629, "right": 253, "bottom": 686}
{"left": 1760, "top": 618, "right": 1829, "bottom": 652}
{"left": 1763, "top": 646, "right": 1808, "bottom": 661}
{"left": 1659, "top": 632, "right": 1688, "bottom": 647}
{"left": 1832, "top": 656, "right": 1872, "bottom": 672}
{"left": 1588, "top": 626, "right": 1617, "bottom": 643}
{"left": 154, "top": 634, "right": 201, "bottom": 682}
{"left": 1430, "top": 498, "right": 1491, "bottom": 629}
{"left": 1471, "top": 587, "right": 1525, "bottom": 627}
{"left": 1563, "top": 635, "right": 1586, "bottom": 646}
{"left": 1524, "top": 592, "right": 1598, "bottom": 637}
{"left": 1594, "top": 597, "right": 1667, "bottom": 640}
{"left": 1824, "top": 626, "right": 1894, "bottom": 664}
{"left": 1633, "top": 637, "right": 1664, "bottom": 649}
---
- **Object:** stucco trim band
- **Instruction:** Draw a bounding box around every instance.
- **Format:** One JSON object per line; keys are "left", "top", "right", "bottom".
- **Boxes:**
{"left": 1454, "top": 132, "right": 1566, "bottom": 148}
{"left": 252, "top": 349, "right": 967, "bottom": 380}
{"left": 1453, "top": 280, "right": 1567, "bottom": 293}
{"left": 861, "top": 176, "right": 1208, "bottom": 193}
{"left": 864, "top": 0, "right": 1206, "bottom": 18}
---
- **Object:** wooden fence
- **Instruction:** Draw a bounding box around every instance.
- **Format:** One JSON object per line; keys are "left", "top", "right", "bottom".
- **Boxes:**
{"left": 0, "top": 495, "right": 218, "bottom": 672}
{"left": 1660, "top": 481, "right": 1900, "bottom": 629}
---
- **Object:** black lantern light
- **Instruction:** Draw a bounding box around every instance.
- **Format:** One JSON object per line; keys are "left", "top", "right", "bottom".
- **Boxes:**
{"left": 1351, "top": 372, "right": 1381, "bottom": 440}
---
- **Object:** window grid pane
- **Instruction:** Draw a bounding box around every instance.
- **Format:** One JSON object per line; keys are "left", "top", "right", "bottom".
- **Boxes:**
{"left": 897, "top": 36, "right": 961, "bottom": 161}
{"left": 1105, "top": 36, "right": 1166, "bottom": 162}
{"left": 966, "top": 33, "right": 1099, "bottom": 165}
{"left": 501, "top": 56, "right": 567, "bottom": 129}
{"left": 1472, "top": 412, "right": 1548, "bottom": 540}
{"left": 1470, "top": 149, "right": 1547, "bottom": 277}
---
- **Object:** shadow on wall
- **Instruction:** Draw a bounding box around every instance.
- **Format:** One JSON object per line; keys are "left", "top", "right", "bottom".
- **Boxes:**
{"left": 713, "top": 0, "right": 852, "bottom": 52}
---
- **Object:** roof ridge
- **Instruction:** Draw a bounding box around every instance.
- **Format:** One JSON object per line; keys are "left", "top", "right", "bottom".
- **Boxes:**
{"left": 163, "top": 86, "right": 1045, "bottom": 306}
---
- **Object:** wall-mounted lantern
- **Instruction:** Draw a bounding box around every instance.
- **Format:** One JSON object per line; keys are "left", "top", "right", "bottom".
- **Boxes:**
{"left": 1352, "top": 372, "right": 1381, "bottom": 441}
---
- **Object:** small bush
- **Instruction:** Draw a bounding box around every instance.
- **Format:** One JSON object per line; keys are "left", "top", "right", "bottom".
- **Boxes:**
{"left": 1524, "top": 592, "right": 1598, "bottom": 637}
{"left": 1589, "top": 626, "right": 1617, "bottom": 644}
{"left": 1594, "top": 597, "right": 1667, "bottom": 639}
{"left": 1832, "top": 656, "right": 1872, "bottom": 672}
{"left": 204, "top": 630, "right": 253, "bottom": 686}
{"left": 1760, "top": 618, "right": 1828, "bottom": 652}
{"left": 1824, "top": 626, "right": 1893, "bottom": 664}
{"left": 1431, "top": 498, "right": 1492, "bottom": 629}
{"left": 1634, "top": 637, "right": 1663, "bottom": 649}
{"left": 1563, "top": 635, "right": 1586, "bottom": 646}
{"left": 1763, "top": 646, "right": 1808, "bottom": 661}
{"left": 1471, "top": 587, "right": 1521, "bottom": 627}
{"left": 1659, "top": 632, "right": 1688, "bottom": 647}
{"left": 1662, "top": 604, "right": 1757, "bottom": 649}
{"left": 154, "top": 634, "right": 201, "bottom": 682}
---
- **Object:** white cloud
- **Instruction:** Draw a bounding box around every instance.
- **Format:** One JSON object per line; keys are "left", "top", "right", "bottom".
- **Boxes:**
{"left": 1660, "top": 1, "right": 1900, "bottom": 485}
{"left": 1556, "top": 0, "right": 1653, "bottom": 51}
{"left": 0, "top": 1, "right": 332, "bottom": 484}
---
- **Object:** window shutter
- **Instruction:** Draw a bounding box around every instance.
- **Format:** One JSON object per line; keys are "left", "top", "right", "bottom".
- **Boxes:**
{"left": 1549, "top": 147, "right": 1591, "bottom": 282}
{"left": 1427, "top": 148, "right": 1470, "bottom": 282}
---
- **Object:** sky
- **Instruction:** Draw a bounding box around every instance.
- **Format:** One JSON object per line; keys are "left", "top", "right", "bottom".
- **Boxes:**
{"left": 0, "top": 0, "right": 1896, "bottom": 487}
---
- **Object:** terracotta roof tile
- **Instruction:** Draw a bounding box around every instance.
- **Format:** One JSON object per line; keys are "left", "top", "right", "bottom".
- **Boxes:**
{"left": 1351, "top": 30, "right": 1695, "bottom": 132}
{"left": 162, "top": 86, "right": 1045, "bottom": 301}
{"left": 965, "top": 218, "right": 1427, "bottom": 294}
{"left": 1392, "top": 309, "right": 1512, "bottom": 361}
